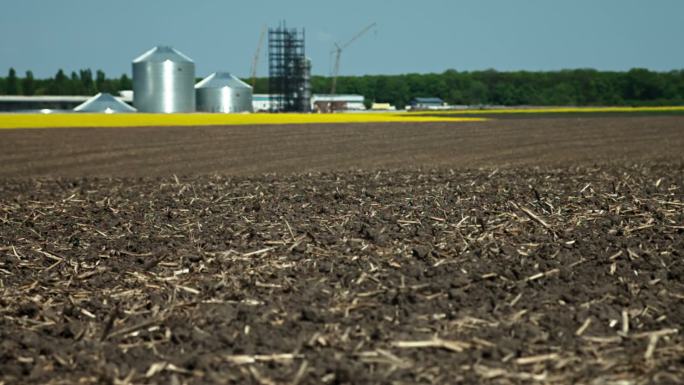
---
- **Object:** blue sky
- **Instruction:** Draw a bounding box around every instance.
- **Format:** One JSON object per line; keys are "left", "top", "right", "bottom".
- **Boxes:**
{"left": 1, "top": 0, "right": 682, "bottom": 78}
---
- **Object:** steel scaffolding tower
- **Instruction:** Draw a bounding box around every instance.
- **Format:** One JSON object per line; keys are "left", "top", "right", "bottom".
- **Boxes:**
{"left": 268, "top": 23, "right": 310, "bottom": 112}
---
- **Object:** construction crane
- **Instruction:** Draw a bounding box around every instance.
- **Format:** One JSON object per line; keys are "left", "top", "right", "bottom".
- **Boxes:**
{"left": 250, "top": 25, "right": 267, "bottom": 89}
{"left": 329, "top": 22, "right": 377, "bottom": 112}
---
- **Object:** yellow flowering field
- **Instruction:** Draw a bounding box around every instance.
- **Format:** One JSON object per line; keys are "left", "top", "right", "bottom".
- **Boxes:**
{"left": 2, "top": 106, "right": 681, "bottom": 129}
{"left": 410, "top": 106, "right": 684, "bottom": 115}
{"left": 0, "top": 113, "right": 484, "bottom": 130}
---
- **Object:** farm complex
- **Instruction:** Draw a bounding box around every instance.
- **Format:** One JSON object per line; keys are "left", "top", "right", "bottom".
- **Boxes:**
{"left": 1, "top": 10, "right": 684, "bottom": 385}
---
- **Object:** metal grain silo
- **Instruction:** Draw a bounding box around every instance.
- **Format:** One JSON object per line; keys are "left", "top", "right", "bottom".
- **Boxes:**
{"left": 298, "top": 57, "right": 312, "bottom": 112}
{"left": 132, "top": 46, "right": 195, "bottom": 113}
{"left": 195, "top": 72, "right": 253, "bottom": 113}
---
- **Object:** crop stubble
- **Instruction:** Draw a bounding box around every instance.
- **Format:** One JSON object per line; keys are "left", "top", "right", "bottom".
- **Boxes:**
{"left": 0, "top": 116, "right": 683, "bottom": 384}
{"left": 1, "top": 162, "right": 683, "bottom": 384}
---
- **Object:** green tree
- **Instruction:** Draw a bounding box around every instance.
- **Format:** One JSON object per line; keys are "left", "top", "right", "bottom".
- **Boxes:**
{"left": 118, "top": 74, "right": 133, "bottom": 91}
{"left": 47, "top": 69, "right": 68, "bottom": 94}
{"left": 447, "top": 89, "right": 465, "bottom": 105}
{"left": 70, "top": 71, "right": 83, "bottom": 94}
{"left": 79, "top": 69, "right": 94, "bottom": 95}
{"left": 96, "top": 70, "right": 107, "bottom": 93}
{"left": 6, "top": 68, "right": 19, "bottom": 95}
{"left": 624, "top": 68, "right": 665, "bottom": 101}
{"left": 465, "top": 80, "right": 488, "bottom": 105}
{"left": 22, "top": 70, "right": 35, "bottom": 95}
{"left": 492, "top": 83, "right": 516, "bottom": 105}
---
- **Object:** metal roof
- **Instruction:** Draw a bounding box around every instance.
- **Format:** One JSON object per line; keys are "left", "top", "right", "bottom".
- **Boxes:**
{"left": 133, "top": 46, "right": 193, "bottom": 63}
{"left": 0, "top": 95, "right": 89, "bottom": 102}
{"left": 252, "top": 94, "right": 273, "bottom": 101}
{"left": 73, "top": 93, "right": 137, "bottom": 113}
{"left": 195, "top": 72, "right": 252, "bottom": 90}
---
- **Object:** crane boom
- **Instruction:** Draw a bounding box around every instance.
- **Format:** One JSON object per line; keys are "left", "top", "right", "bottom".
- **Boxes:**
{"left": 328, "top": 23, "right": 376, "bottom": 112}
{"left": 329, "top": 43, "right": 342, "bottom": 111}
{"left": 341, "top": 22, "right": 377, "bottom": 50}
{"left": 250, "top": 25, "right": 267, "bottom": 89}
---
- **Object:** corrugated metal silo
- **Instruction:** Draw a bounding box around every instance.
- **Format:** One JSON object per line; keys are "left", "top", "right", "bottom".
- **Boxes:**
{"left": 298, "top": 57, "right": 312, "bottom": 112}
{"left": 195, "top": 72, "right": 253, "bottom": 113}
{"left": 132, "top": 46, "right": 195, "bottom": 113}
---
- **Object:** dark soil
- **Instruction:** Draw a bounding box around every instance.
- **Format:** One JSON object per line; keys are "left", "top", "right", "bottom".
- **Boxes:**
{"left": 0, "top": 116, "right": 683, "bottom": 178}
{"left": 1, "top": 163, "right": 683, "bottom": 384}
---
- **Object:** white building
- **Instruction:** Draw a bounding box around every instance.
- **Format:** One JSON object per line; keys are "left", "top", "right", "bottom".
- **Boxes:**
{"left": 311, "top": 94, "right": 366, "bottom": 112}
{"left": 252, "top": 94, "right": 274, "bottom": 112}
{"left": 252, "top": 94, "right": 366, "bottom": 112}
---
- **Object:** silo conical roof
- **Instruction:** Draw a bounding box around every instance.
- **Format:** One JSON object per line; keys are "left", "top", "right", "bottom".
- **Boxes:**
{"left": 195, "top": 72, "right": 252, "bottom": 90}
{"left": 133, "top": 45, "right": 193, "bottom": 63}
{"left": 73, "top": 93, "right": 137, "bottom": 113}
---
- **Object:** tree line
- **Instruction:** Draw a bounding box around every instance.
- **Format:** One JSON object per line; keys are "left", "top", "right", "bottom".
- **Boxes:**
{"left": 309, "top": 69, "right": 684, "bottom": 108}
{"left": 3, "top": 67, "right": 684, "bottom": 108}
{"left": 0, "top": 68, "right": 132, "bottom": 96}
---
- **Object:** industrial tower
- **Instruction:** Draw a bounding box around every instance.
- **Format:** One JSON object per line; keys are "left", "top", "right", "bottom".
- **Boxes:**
{"left": 268, "top": 22, "right": 311, "bottom": 112}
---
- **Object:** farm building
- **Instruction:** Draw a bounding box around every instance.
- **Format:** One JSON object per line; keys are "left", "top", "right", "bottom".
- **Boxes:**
{"left": 252, "top": 94, "right": 276, "bottom": 112}
{"left": 0, "top": 92, "right": 134, "bottom": 112}
{"left": 253, "top": 94, "right": 365, "bottom": 113}
{"left": 371, "top": 102, "right": 396, "bottom": 111}
{"left": 311, "top": 94, "right": 366, "bottom": 112}
{"left": 409, "top": 97, "right": 445, "bottom": 110}
{"left": 0, "top": 95, "right": 88, "bottom": 112}
{"left": 73, "top": 93, "right": 136, "bottom": 113}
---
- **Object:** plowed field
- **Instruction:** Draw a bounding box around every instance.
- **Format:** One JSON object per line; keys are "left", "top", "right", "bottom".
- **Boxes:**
{"left": 1, "top": 116, "right": 683, "bottom": 384}
{"left": 0, "top": 116, "right": 682, "bottom": 178}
